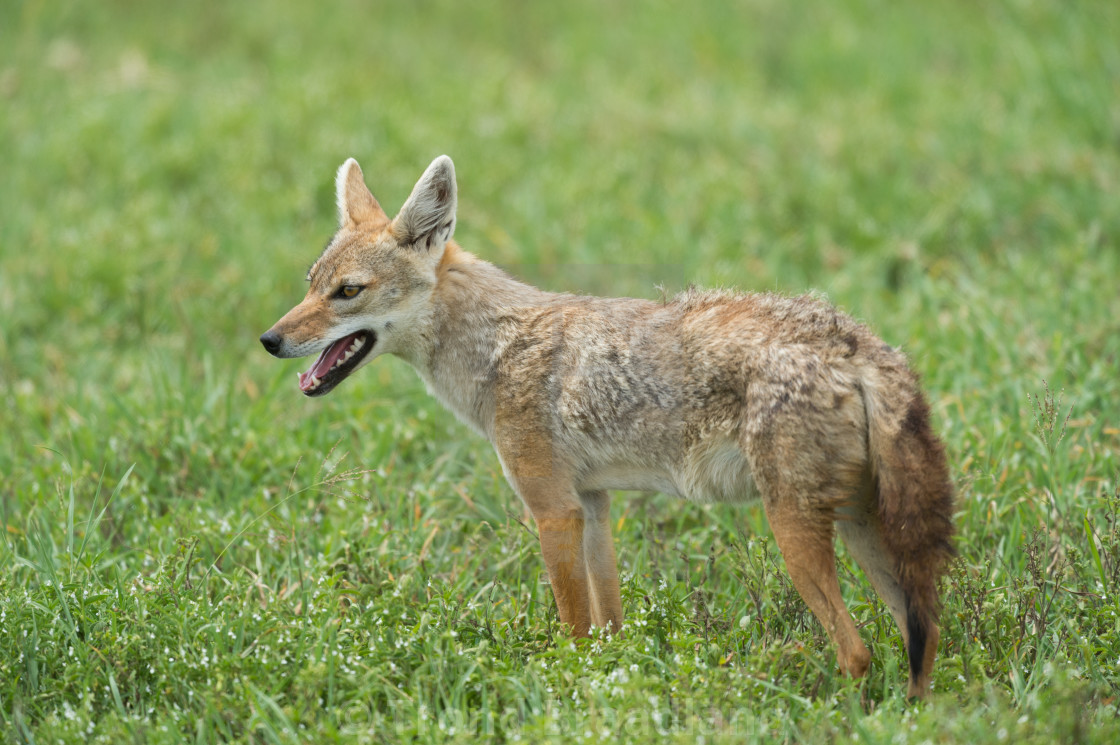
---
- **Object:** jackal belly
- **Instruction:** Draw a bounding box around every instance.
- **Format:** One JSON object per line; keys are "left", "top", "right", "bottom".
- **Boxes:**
{"left": 575, "top": 433, "right": 758, "bottom": 504}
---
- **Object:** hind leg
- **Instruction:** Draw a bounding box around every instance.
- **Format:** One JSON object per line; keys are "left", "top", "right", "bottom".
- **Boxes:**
{"left": 836, "top": 492, "right": 909, "bottom": 636}
{"left": 764, "top": 501, "right": 871, "bottom": 679}
{"left": 837, "top": 493, "right": 939, "bottom": 697}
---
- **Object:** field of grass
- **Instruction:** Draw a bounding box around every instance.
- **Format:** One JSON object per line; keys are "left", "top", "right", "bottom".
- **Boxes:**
{"left": 2, "top": 0, "right": 1119, "bottom": 742}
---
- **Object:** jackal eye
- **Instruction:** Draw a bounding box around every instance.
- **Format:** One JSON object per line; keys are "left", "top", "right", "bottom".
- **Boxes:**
{"left": 337, "top": 285, "right": 363, "bottom": 299}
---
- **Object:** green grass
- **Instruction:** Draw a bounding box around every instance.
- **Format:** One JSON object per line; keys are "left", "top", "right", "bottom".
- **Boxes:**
{"left": 2, "top": 0, "right": 1120, "bottom": 742}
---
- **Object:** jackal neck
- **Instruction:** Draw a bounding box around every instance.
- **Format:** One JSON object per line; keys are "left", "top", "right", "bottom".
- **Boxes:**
{"left": 402, "top": 243, "right": 550, "bottom": 439}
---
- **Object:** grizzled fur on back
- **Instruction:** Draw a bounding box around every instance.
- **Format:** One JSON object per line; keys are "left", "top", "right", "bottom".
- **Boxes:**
{"left": 261, "top": 155, "right": 956, "bottom": 699}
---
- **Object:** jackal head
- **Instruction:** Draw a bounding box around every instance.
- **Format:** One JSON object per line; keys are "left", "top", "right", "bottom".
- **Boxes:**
{"left": 259, "top": 155, "right": 457, "bottom": 397}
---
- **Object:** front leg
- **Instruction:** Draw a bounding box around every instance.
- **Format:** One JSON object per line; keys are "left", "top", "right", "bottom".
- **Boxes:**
{"left": 495, "top": 427, "right": 593, "bottom": 637}
{"left": 531, "top": 491, "right": 593, "bottom": 637}
{"left": 507, "top": 466, "right": 593, "bottom": 635}
{"left": 580, "top": 490, "right": 623, "bottom": 634}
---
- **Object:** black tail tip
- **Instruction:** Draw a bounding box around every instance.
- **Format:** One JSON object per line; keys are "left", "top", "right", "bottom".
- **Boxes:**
{"left": 906, "top": 603, "right": 927, "bottom": 682}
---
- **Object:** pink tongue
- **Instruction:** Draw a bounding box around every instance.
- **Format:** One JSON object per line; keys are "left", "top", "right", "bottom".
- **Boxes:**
{"left": 298, "top": 332, "right": 363, "bottom": 391}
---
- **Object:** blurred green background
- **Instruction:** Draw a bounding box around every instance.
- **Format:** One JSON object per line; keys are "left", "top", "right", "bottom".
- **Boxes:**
{"left": 2, "top": 1, "right": 1119, "bottom": 742}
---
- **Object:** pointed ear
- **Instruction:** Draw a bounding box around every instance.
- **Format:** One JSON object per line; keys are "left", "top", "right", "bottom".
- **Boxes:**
{"left": 336, "top": 158, "right": 388, "bottom": 228}
{"left": 391, "top": 155, "right": 457, "bottom": 251}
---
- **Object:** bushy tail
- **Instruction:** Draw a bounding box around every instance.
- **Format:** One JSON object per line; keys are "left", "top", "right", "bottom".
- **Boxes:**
{"left": 863, "top": 372, "right": 956, "bottom": 690}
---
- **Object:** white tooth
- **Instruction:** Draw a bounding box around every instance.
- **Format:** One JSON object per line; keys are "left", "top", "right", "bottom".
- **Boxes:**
{"left": 311, "top": 375, "right": 321, "bottom": 387}
{"left": 353, "top": 337, "right": 364, "bottom": 350}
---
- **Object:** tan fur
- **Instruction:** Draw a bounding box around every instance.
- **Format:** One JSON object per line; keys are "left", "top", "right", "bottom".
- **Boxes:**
{"left": 261, "top": 156, "right": 955, "bottom": 698}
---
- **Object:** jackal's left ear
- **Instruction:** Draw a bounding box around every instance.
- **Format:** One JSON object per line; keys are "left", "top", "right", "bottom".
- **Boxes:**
{"left": 391, "top": 155, "right": 457, "bottom": 252}
{"left": 336, "top": 158, "right": 389, "bottom": 228}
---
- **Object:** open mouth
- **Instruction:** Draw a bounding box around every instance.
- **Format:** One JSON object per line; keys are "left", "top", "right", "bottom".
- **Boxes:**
{"left": 299, "top": 330, "right": 375, "bottom": 397}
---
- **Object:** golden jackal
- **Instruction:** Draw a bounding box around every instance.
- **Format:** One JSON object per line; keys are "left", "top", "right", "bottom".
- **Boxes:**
{"left": 260, "top": 156, "right": 955, "bottom": 698}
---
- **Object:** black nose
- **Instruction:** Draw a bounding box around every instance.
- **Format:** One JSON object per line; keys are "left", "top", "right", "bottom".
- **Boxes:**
{"left": 260, "top": 330, "right": 282, "bottom": 355}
